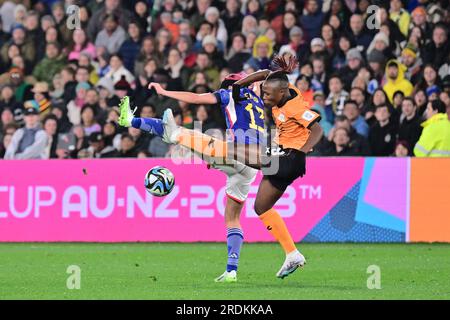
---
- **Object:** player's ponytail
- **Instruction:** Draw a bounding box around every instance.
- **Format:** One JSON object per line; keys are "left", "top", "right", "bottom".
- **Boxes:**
{"left": 270, "top": 55, "right": 299, "bottom": 75}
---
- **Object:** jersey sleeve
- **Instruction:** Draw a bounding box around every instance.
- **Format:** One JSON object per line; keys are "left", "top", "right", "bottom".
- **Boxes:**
{"left": 294, "top": 108, "right": 321, "bottom": 129}
{"left": 213, "top": 89, "right": 230, "bottom": 108}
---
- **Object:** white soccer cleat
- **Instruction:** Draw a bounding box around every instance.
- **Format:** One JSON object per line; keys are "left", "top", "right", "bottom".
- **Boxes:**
{"left": 214, "top": 270, "right": 237, "bottom": 283}
{"left": 162, "top": 108, "right": 181, "bottom": 144}
{"left": 276, "top": 250, "right": 306, "bottom": 279}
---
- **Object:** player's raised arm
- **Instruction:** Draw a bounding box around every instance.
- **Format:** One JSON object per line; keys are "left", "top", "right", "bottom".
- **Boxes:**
{"left": 234, "top": 69, "right": 271, "bottom": 87}
{"left": 148, "top": 82, "right": 218, "bottom": 105}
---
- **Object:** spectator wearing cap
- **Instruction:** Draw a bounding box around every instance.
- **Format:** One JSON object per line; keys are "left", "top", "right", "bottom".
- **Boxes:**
{"left": 300, "top": 0, "right": 324, "bottom": 41}
{"left": 348, "top": 14, "right": 372, "bottom": 51}
{"left": 205, "top": 7, "right": 228, "bottom": 46}
{"left": 32, "top": 82, "right": 52, "bottom": 120}
{"left": 226, "top": 33, "right": 251, "bottom": 73}
{"left": 383, "top": 60, "right": 413, "bottom": 104}
{"left": 367, "top": 32, "right": 393, "bottom": 60}
{"left": 366, "top": 50, "right": 386, "bottom": 94}
{"left": 414, "top": 99, "right": 450, "bottom": 157}
{"left": 102, "top": 54, "right": 135, "bottom": 88}
{"left": 246, "top": 35, "right": 273, "bottom": 71}
{"left": 32, "top": 42, "right": 66, "bottom": 84}
{"left": 422, "top": 23, "right": 449, "bottom": 69}
{"left": 202, "top": 35, "right": 227, "bottom": 70}
{"left": 95, "top": 14, "right": 127, "bottom": 55}
{"left": 85, "top": 132, "right": 119, "bottom": 158}
{"left": 369, "top": 104, "right": 398, "bottom": 156}
{"left": 112, "top": 76, "right": 131, "bottom": 101}
{"left": 4, "top": 106, "right": 48, "bottom": 159}
{"left": 118, "top": 21, "right": 142, "bottom": 73}
{"left": 410, "top": 6, "right": 431, "bottom": 35}
{"left": 398, "top": 97, "right": 423, "bottom": 155}
{"left": 279, "top": 26, "right": 308, "bottom": 64}
{"left": 67, "top": 82, "right": 91, "bottom": 125}
{"left": 400, "top": 43, "right": 422, "bottom": 84}
{"left": 426, "top": 85, "right": 441, "bottom": 102}
{"left": 310, "top": 37, "right": 329, "bottom": 68}
{"left": 339, "top": 48, "right": 363, "bottom": 92}
{"left": 67, "top": 29, "right": 97, "bottom": 62}
{"left": 1, "top": 24, "right": 35, "bottom": 65}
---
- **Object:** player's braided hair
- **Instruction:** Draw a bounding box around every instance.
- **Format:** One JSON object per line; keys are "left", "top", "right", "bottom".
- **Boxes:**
{"left": 269, "top": 55, "right": 299, "bottom": 74}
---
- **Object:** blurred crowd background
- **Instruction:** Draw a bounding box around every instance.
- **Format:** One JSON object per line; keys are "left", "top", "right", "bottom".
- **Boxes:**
{"left": 0, "top": 0, "right": 449, "bottom": 159}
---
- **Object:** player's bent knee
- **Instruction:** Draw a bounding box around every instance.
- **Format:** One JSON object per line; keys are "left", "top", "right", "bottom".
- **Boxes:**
{"left": 253, "top": 203, "right": 267, "bottom": 216}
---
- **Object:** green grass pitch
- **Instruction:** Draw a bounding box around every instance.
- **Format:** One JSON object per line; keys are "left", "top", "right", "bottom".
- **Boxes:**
{"left": 1, "top": 243, "right": 449, "bottom": 300}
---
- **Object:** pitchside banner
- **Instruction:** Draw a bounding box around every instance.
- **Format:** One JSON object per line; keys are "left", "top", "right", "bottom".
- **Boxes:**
{"left": 0, "top": 158, "right": 448, "bottom": 242}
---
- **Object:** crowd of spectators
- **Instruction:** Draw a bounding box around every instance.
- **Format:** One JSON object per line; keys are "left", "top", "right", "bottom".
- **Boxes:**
{"left": 0, "top": 0, "right": 449, "bottom": 160}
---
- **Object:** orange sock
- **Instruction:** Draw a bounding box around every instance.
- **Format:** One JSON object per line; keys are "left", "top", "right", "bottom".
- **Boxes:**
{"left": 177, "top": 129, "right": 228, "bottom": 159}
{"left": 259, "top": 208, "right": 297, "bottom": 254}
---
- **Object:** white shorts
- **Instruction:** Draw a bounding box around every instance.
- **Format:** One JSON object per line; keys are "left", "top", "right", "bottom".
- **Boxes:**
{"left": 212, "top": 160, "right": 258, "bottom": 203}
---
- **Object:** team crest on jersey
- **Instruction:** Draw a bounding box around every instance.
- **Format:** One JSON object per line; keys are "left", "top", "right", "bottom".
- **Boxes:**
{"left": 302, "top": 111, "right": 315, "bottom": 121}
{"left": 278, "top": 113, "right": 286, "bottom": 122}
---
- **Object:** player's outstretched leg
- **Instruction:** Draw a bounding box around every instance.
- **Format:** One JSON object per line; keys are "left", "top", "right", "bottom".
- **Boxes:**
{"left": 118, "top": 96, "right": 164, "bottom": 136}
{"left": 163, "top": 108, "right": 229, "bottom": 160}
{"left": 254, "top": 179, "right": 306, "bottom": 279}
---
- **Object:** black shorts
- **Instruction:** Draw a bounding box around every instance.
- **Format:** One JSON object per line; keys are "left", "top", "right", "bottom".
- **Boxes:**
{"left": 262, "top": 148, "right": 306, "bottom": 191}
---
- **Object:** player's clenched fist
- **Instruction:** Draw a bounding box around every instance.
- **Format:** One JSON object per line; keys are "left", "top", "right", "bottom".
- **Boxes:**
{"left": 148, "top": 82, "right": 165, "bottom": 95}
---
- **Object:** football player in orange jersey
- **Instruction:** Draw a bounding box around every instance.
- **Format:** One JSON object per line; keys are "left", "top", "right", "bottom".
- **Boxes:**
{"left": 233, "top": 55, "right": 324, "bottom": 278}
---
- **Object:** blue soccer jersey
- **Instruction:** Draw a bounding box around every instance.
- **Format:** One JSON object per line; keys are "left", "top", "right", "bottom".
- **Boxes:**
{"left": 213, "top": 87, "right": 265, "bottom": 145}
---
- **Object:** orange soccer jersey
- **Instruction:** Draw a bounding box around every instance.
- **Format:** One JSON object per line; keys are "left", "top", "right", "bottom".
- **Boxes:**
{"left": 271, "top": 85, "right": 321, "bottom": 150}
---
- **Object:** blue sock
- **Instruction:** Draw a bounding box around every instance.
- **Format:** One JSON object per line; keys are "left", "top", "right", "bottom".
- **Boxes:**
{"left": 226, "top": 228, "right": 244, "bottom": 272}
{"left": 131, "top": 117, "right": 164, "bottom": 136}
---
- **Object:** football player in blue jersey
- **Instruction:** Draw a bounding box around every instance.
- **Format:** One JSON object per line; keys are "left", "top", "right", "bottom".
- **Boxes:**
{"left": 118, "top": 73, "right": 266, "bottom": 283}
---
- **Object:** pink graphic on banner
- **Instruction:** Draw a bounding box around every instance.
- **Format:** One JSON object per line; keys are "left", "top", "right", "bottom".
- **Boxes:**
{"left": 363, "top": 158, "right": 407, "bottom": 220}
{"left": 0, "top": 158, "right": 363, "bottom": 242}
